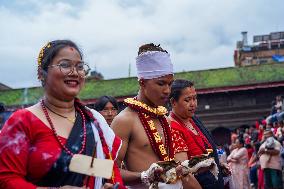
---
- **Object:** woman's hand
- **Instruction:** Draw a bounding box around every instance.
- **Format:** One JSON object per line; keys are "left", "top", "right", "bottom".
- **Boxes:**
{"left": 102, "top": 183, "right": 113, "bottom": 189}
{"left": 101, "top": 182, "right": 120, "bottom": 189}
{"left": 175, "top": 167, "right": 202, "bottom": 189}
{"left": 60, "top": 186, "right": 89, "bottom": 189}
{"left": 37, "top": 186, "right": 89, "bottom": 189}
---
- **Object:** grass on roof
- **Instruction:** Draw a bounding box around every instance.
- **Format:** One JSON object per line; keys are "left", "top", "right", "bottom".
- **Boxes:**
{"left": 1, "top": 63, "right": 284, "bottom": 106}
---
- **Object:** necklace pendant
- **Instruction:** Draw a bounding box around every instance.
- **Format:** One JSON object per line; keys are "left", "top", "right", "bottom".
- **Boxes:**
{"left": 68, "top": 118, "right": 76, "bottom": 123}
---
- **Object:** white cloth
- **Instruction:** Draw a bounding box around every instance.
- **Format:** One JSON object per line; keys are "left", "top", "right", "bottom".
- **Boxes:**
{"left": 136, "top": 51, "right": 173, "bottom": 80}
{"left": 87, "top": 108, "right": 122, "bottom": 189}
{"left": 181, "top": 158, "right": 219, "bottom": 180}
{"left": 127, "top": 180, "right": 183, "bottom": 189}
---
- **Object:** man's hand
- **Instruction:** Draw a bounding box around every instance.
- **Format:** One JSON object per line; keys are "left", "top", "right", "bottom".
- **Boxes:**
{"left": 175, "top": 164, "right": 189, "bottom": 178}
{"left": 257, "top": 148, "right": 265, "bottom": 157}
{"left": 140, "top": 163, "right": 163, "bottom": 185}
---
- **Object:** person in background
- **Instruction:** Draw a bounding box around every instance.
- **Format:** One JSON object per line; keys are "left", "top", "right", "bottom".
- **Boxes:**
{"left": 0, "top": 103, "right": 5, "bottom": 129}
{"left": 258, "top": 129, "right": 282, "bottom": 189}
{"left": 276, "top": 112, "right": 284, "bottom": 139}
{"left": 248, "top": 142, "right": 261, "bottom": 189}
{"left": 258, "top": 122, "right": 265, "bottom": 142}
{"left": 94, "top": 96, "right": 119, "bottom": 126}
{"left": 250, "top": 125, "right": 259, "bottom": 144}
{"left": 0, "top": 40, "right": 124, "bottom": 189}
{"left": 227, "top": 137, "right": 250, "bottom": 189}
{"left": 245, "top": 143, "right": 254, "bottom": 163}
{"left": 169, "top": 79, "right": 226, "bottom": 189}
{"left": 231, "top": 129, "right": 238, "bottom": 144}
{"left": 275, "top": 95, "right": 283, "bottom": 113}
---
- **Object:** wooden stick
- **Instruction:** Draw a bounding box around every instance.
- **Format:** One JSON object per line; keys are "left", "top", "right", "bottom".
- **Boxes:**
{"left": 86, "top": 142, "right": 97, "bottom": 186}
{"left": 90, "top": 142, "right": 97, "bottom": 168}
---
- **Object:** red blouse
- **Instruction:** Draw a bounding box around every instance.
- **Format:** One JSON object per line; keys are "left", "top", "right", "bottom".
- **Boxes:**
{"left": 0, "top": 108, "right": 125, "bottom": 189}
{"left": 171, "top": 117, "right": 212, "bottom": 158}
{"left": 0, "top": 109, "right": 68, "bottom": 188}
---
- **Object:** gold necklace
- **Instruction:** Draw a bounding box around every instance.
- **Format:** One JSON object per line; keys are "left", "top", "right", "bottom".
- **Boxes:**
{"left": 124, "top": 98, "right": 168, "bottom": 116}
{"left": 45, "top": 105, "right": 77, "bottom": 123}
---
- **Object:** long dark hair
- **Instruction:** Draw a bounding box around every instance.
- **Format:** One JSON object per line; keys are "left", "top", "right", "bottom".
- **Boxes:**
{"left": 94, "top": 96, "right": 118, "bottom": 111}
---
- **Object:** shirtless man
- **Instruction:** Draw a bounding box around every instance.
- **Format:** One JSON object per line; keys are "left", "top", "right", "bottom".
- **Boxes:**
{"left": 111, "top": 44, "right": 201, "bottom": 189}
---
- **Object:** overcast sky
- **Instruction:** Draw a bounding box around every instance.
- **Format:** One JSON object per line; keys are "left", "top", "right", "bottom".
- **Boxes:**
{"left": 0, "top": 0, "right": 283, "bottom": 89}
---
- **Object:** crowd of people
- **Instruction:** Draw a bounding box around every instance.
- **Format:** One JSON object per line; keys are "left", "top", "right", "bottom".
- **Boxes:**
{"left": 217, "top": 95, "right": 284, "bottom": 189}
{"left": 0, "top": 39, "right": 280, "bottom": 189}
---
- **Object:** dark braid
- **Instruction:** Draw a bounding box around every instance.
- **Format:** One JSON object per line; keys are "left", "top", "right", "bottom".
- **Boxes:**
{"left": 138, "top": 43, "right": 168, "bottom": 55}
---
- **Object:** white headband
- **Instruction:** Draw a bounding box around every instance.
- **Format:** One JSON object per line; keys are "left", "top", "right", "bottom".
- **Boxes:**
{"left": 136, "top": 51, "right": 173, "bottom": 80}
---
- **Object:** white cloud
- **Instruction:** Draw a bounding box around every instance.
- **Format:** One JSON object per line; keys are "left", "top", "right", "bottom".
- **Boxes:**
{"left": 0, "top": 0, "right": 283, "bottom": 88}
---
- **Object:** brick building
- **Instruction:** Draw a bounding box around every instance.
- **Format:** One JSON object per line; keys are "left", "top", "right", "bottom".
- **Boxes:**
{"left": 234, "top": 31, "right": 284, "bottom": 66}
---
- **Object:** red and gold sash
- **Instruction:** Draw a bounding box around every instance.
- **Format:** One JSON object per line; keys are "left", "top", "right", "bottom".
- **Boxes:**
{"left": 124, "top": 98, "right": 174, "bottom": 161}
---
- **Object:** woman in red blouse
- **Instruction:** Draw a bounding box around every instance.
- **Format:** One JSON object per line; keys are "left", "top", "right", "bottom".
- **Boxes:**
{"left": 0, "top": 40, "right": 124, "bottom": 189}
{"left": 169, "top": 79, "right": 226, "bottom": 189}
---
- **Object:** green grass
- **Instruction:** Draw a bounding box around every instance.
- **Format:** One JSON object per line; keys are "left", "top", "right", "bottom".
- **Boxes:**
{"left": 1, "top": 63, "right": 284, "bottom": 106}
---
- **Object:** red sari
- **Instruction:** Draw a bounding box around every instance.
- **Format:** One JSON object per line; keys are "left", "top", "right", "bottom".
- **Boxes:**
{"left": 0, "top": 106, "right": 124, "bottom": 189}
{"left": 170, "top": 112, "right": 212, "bottom": 158}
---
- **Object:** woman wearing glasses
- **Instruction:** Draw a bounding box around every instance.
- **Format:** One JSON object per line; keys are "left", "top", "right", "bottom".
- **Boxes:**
{"left": 0, "top": 40, "right": 125, "bottom": 189}
{"left": 94, "top": 96, "right": 119, "bottom": 126}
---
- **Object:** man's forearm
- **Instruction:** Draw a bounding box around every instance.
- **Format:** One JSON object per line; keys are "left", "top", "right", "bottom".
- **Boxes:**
{"left": 120, "top": 169, "right": 142, "bottom": 185}
{"left": 266, "top": 149, "right": 280, "bottom": 155}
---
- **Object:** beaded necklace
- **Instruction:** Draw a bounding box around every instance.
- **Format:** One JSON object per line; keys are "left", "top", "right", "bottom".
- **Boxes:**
{"left": 41, "top": 99, "right": 87, "bottom": 156}
{"left": 124, "top": 98, "right": 174, "bottom": 161}
{"left": 74, "top": 99, "right": 117, "bottom": 184}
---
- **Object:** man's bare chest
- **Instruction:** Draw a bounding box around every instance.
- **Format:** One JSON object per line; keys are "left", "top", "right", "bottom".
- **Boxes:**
{"left": 131, "top": 119, "right": 166, "bottom": 149}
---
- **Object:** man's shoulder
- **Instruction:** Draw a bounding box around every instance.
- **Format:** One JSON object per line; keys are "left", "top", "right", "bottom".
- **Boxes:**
{"left": 118, "top": 107, "right": 138, "bottom": 119}
{"left": 111, "top": 107, "right": 139, "bottom": 127}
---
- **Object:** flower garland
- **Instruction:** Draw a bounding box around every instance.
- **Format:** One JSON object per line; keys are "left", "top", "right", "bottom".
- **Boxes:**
{"left": 124, "top": 98, "right": 167, "bottom": 118}
{"left": 38, "top": 42, "right": 51, "bottom": 66}
{"left": 124, "top": 98, "right": 174, "bottom": 161}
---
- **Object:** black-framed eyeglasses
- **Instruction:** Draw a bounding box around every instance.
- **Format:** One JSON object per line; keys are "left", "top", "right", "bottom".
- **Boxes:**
{"left": 48, "top": 60, "right": 90, "bottom": 77}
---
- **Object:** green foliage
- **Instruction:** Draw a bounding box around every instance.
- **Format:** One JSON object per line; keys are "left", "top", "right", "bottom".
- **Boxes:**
{"left": 79, "top": 78, "right": 139, "bottom": 100}
{"left": 0, "top": 87, "right": 43, "bottom": 106}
